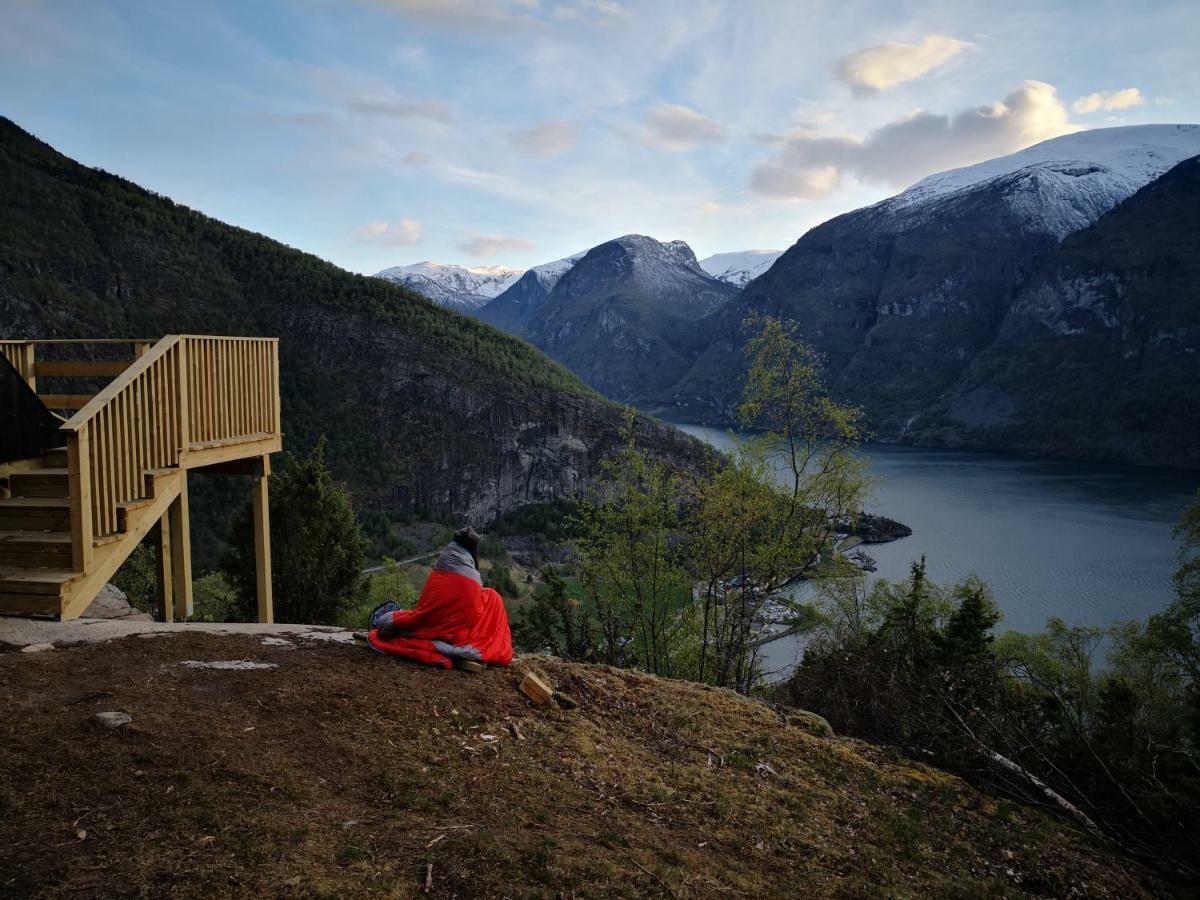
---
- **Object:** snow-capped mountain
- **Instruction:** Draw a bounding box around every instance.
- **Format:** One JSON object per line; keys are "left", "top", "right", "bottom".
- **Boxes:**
{"left": 892, "top": 124, "right": 1200, "bottom": 238}
{"left": 484, "top": 234, "right": 738, "bottom": 403}
{"left": 374, "top": 261, "right": 525, "bottom": 312}
{"left": 699, "top": 250, "right": 783, "bottom": 287}
{"left": 667, "top": 124, "right": 1200, "bottom": 443}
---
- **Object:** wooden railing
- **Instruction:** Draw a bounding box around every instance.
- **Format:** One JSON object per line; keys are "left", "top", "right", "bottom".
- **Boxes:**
{"left": 0, "top": 339, "right": 152, "bottom": 410}
{"left": 56, "top": 336, "right": 280, "bottom": 569}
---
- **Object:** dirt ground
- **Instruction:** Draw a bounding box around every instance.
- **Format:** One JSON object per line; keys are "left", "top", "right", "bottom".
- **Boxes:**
{"left": 0, "top": 633, "right": 1164, "bottom": 898}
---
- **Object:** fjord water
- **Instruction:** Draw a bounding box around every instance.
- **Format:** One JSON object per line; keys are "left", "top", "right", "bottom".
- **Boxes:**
{"left": 675, "top": 424, "right": 1200, "bottom": 640}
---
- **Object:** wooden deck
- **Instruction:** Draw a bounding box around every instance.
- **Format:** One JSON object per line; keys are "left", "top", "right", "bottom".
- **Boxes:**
{"left": 0, "top": 336, "right": 282, "bottom": 622}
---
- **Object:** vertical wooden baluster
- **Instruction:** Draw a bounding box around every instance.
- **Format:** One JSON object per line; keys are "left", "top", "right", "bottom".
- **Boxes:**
{"left": 255, "top": 342, "right": 262, "bottom": 433}
{"left": 137, "top": 379, "right": 147, "bottom": 496}
{"left": 152, "top": 362, "right": 161, "bottom": 468}
{"left": 206, "top": 339, "right": 215, "bottom": 442}
{"left": 178, "top": 339, "right": 190, "bottom": 462}
{"left": 235, "top": 342, "right": 242, "bottom": 434}
{"left": 68, "top": 426, "right": 93, "bottom": 575}
{"left": 223, "top": 341, "right": 232, "bottom": 439}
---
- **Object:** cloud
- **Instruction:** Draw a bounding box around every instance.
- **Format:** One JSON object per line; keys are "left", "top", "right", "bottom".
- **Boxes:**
{"left": 836, "top": 34, "right": 974, "bottom": 94}
{"left": 353, "top": 219, "right": 424, "bottom": 246}
{"left": 365, "top": 0, "right": 541, "bottom": 29}
{"left": 641, "top": 103, "right": 726, "bottom": 152}
{"left": 459, "top": 233, "right": 537, "bottom": 257}
{"left": 401, "top": 150, "right": 432, "bottom": 166}
{"left": 1072, "top": 88, "right": 1144, "bottom": 114}
{"left": 579, "top": 0, "right": 629, "bottom": 18}
{"left": 509, "top": 119, "right": 581, "bottom": 157}
{"left": 346, "top": 96, "right": 454, "bottom": 123}
{"left": 751, "top": 81, "right": 1080, "bottom": 200}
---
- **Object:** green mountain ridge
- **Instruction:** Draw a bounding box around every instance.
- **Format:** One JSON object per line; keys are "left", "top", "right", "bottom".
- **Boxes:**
{"left": 0, "top": 116, "right": 705, "bottom": 559}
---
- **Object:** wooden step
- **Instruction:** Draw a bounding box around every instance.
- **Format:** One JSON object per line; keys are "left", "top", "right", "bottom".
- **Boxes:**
{"left": 0, "top": 567, "right": 78, "bottom": 596}
{"left": 43, "top": 448, "right": 68, "bottom": 468}
{"left": 0, "top": 498, "right": 71, "bottom": 531}
{"left": 116, "top": 497, "right": 153, "bottom": 533}
{"left": 0, "top": 592, "right": 61, "bottom": 618}
{"left": 9, "top": 468, "right": 70, "bottom": 499}
{"left": 0, "top": 530, "right": 73, "bottom": 567}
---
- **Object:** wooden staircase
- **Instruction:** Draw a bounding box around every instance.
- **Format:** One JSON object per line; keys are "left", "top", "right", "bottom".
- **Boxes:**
{"left": 0, "top": 336, "right": 282, "bottom": 622}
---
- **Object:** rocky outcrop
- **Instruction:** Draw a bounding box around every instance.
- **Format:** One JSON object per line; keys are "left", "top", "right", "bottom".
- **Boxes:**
{"left": 850, "top": 514, "right": 913, "bottom": 544}
{"left": 283, "top": 305, "right": 708, "bottom": 522}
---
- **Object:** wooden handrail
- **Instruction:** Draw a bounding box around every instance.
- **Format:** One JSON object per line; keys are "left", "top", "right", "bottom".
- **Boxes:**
{"left": 60, "top": 336, "right": 182, "bottom": 432}
{"left": 0, "top": 339, "right": 155, "bottom": 345}
{"left": 47, "top": 335, "right": 281, "bottom": 543}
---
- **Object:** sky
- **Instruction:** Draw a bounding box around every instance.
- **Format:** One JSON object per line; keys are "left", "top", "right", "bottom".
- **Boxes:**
{"left": 2, "top": 0, "right": 1197, "bottom": 274}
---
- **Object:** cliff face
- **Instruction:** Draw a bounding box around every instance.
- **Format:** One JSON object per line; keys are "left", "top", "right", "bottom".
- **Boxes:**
{"left": 660, "top": 129, "right": 1200, "bottom": 466}
{"left": 281, "top": 304, "right": 705, "bottom": 522}
{"left": 914, "top": 156, "right": 1200, "bottom": 465}
{"left": 0, "top": 117, "right": 704, "bottom": 532}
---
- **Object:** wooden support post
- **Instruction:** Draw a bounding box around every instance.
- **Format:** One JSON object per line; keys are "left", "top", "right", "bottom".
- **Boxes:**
{"left": 169, "top": 474, "right": 193, "bottom": 619}
{"left": 67, "top": 427, "right": 94, "bottom": 574}
{"left": 252, "top": 454, "right": 273, "bottom": 624}
{"left": 21, "top": 343, "right": 36, "bottom": 394}
{"left": 154, "top": 517, "right": 174, "bottom": 623}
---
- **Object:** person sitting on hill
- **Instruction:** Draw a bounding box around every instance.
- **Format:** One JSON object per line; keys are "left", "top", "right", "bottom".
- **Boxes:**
{"left": 367, "top": 526, "right": 513, "bottom": 669}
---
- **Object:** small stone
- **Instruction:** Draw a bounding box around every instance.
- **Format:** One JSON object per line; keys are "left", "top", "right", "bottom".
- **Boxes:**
{"left": 179, "top": 660, "right": 277, "bottom": 670}
{"left": 20, "top": 643, "right": 55, "bottom": 653}
{"left": 94, "top": 711, "right": 132, "bottom": 729}
{"left": 75, "top": 829, "right": 87, "bottom": 841}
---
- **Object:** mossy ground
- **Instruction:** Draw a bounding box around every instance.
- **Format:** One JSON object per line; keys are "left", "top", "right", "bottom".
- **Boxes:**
{"left": 0, "top": 634, "right": 1163, "bottom": 898}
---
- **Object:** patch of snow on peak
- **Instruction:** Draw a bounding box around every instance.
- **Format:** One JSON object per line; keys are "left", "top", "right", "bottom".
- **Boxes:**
{"left": 700, "top": 250, "right": 784, "bottom": 287}
{"left": 890, "top": 125, "right": 1200, "bottom": 238}
{"left": 528, "top": 252, "right": 585, "bottom": 287}
{"left": 374, "top": 260, "right": 526, "bottom": 311}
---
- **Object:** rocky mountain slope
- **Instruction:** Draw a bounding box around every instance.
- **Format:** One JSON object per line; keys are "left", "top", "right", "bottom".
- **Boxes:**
{"left": 699, "top": 249, "right": 783, "bottom": 286}
{"left": 0, "top": 631, "right": 1163, "bottom": 897}
{"left": 916, "top": 154, "right": 1200, "bottom": 464}
{"left": 662, "top": 125, "right": 1200, "bottom": 465}
{"left": 0, "top": 117, "right": 705, "bottom": 545}
{"left": 374, "top": 260, "right": 523, "bottom": 312}
{"left": 475, "top": 251, "right": 582, "bottom": 333}
{"left": 484, "top": 234, "right": 738, "bottom": 403}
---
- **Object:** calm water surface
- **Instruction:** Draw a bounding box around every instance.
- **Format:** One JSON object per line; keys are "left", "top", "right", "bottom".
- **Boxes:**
{"left": 673, "top": 424, "right": 1200, "bottom": 674}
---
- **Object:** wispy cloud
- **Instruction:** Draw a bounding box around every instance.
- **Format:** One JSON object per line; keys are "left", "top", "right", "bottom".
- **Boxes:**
{"left": 836, "top": 34, "right": 974, "bottom": 94}
{"left": 641, "top": 103, "right": 726, "bottom": 152}
{"left": 751, "top": 81, "right": 1079, "bottom": 199}
{"left": 401, "top": 150, "right": 432, "bottom": 166}
{"left": 1073, "top": 87, "right": 1144, "bottom": 114}
{"left": 346, "top": 96, "right": 455, "bottom": 123}
{"left": 353, "top": 219, "right": 424, "bottom": 246}
{"left": 364, "top": 0, "right": 543, "bottom": 30}
{"left": 509, "top": 119, "right": 580, "bottom": 157}
{"left": 459, "top": 233, "right": 536, "bottom": 256}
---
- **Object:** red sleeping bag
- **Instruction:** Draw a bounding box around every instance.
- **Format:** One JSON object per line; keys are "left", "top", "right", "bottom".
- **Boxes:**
{"left": 368, "top": 568, "right": 513, "bottom": 669}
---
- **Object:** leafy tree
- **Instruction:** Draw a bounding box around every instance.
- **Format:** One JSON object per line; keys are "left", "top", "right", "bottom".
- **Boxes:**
{"left": 514, "top": 566, "right": 596, "bottom": 660}
{"left": 190, "top": 572, "right": 239, "bottom": 622}
{"left": 221, "top": 437, "right": 366, "bottom": 624}
{"left": 110, "top": 543, "right": 158, "bottom": 615}
{"left": 574, "top": 410, "right": 694, "bottom": 676}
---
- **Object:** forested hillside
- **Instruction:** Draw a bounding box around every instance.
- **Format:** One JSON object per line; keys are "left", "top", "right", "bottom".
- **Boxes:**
{"left": 0, "top": 117, "right": 703, "bottom": 558}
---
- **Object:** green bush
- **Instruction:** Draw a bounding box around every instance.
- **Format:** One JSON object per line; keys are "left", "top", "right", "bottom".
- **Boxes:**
{"left": 221, "top": 437, "right": 366, "bottom": 624}
{"left": 190, "top": 572, "right": 239, "bottom": 622}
